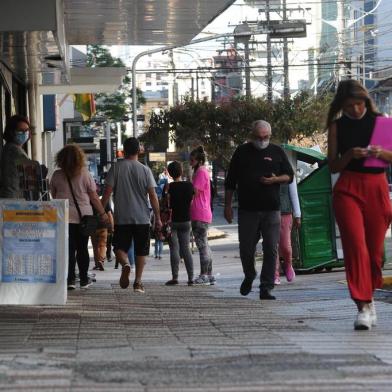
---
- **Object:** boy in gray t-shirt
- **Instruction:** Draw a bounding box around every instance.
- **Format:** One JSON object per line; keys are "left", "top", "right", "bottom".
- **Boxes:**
{"left": 102, "top": 138, "right": 162, "bottom": 294}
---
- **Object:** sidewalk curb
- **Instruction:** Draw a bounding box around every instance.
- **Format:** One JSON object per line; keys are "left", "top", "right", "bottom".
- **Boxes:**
{"left": 208, "top": 229, "right": 226, "bottom": 240}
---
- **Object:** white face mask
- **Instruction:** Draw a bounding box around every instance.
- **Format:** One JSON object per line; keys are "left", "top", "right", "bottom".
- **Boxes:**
{"left": 252, "top": 140, "right": 270, "bottom": 150}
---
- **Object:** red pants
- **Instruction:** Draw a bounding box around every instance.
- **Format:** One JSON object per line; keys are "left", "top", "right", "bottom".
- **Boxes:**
{"left": 333, "top": 171, "right": 392, "bottom": 302}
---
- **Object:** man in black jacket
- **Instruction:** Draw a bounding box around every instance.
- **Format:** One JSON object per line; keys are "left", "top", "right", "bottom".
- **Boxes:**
{"left": 224, "top": 120, "right": 294, "bottom": 300}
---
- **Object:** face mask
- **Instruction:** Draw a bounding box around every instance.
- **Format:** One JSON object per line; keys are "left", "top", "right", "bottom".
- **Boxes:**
{"left": 252, "top": 140, "right": 269, "bottom": 150}
{"left": 14, "top": 131, "right": 29, "bottom": 145}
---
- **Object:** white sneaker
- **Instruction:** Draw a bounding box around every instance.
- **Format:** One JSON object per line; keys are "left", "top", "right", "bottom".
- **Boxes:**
{"left": 369, "top": 301, "right": 377, "bottom": 326}
{"left": 354, "top": 308, "right": 372, "bottom": 331}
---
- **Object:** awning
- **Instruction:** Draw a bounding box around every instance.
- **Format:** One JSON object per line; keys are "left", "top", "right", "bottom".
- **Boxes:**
{"left": 38, "top": 67, "right": 127, "bottom": 94}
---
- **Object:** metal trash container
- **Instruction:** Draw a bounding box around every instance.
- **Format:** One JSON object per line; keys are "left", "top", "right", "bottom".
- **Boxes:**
{"left": 282, "top": 144, "right": 344, "bottom": 272}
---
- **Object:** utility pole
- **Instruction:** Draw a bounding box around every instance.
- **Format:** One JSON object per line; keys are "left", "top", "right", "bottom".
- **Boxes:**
{"left": 196, "top": 70, "right": 199, "bottom": 100}
{"left": 234, "top": 23, "right": 252, "bottom": 99}
{"left": 282, "top": 0, "right": 290, "bottom": 99}
{"left": 266, "top": 0, "right": 273, "bottom": 102}
{"left": 169, "top": 50, "right": 178, "bottom": 105}
{"left": 244, "top": 39, "right": 251, "bottom": 98}
{"left": 337, "top": 0, "right": 346, "bottom": 82}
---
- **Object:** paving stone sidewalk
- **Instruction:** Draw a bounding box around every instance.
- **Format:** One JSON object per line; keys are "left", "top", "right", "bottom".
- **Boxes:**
{"left": 1, "top": 236, "right": 392, "bottom": 391}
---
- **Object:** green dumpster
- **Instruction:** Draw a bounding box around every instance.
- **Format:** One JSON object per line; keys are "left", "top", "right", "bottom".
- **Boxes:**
{"left": 282, "top": 144, "right": 344, "bottom": 271}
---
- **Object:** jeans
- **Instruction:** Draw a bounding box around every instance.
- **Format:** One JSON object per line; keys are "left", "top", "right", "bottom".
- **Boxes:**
{"left": 68, "top": 223, "right": 90, "bottom": 285}
{"left": 154, "top": 240, "right": 163, "bottom": 257}
{"left": 238, "top": 209, "right": 281, "bottom": 291}
{"left": 191, "top": 220, "right": 212, "bottom": 275}
{"left": 169, "top": 221, "right": 194, "bottom": 281}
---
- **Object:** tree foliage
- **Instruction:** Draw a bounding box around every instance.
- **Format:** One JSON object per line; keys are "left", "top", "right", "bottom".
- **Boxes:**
{"left": 86, "top": 45, "right": 146, "bottom": 121}
{"left": 141, "top": 92, "right": 332, "bottom": 169}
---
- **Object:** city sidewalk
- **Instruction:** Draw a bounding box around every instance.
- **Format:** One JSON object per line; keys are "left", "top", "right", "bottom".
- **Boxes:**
{"left": 1, "top": 229, "right": 392, "bottom": 391}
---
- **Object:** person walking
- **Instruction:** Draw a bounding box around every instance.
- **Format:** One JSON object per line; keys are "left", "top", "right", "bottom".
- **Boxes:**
{"left": 189, "top": 146, "right": 214, "bottom": 285}
{"left": 327, "top": 79, "right": 392, "bottom": 330}
{"left": 50, "top": 144, "right": 108, "bottom": 290}
{"left": 165, "top": 161, "right": 194, "bottom": 286}
{"left": 224, "top": 120, "right": 293, "bottom": 300}
{"left": 91, "top": 204, "right": 113, "bottom": 271}
{"left": 275, "top": 180, "right": 301, "bottom": 285}
{"left": 101, "top": 137, "right": 161, "bottom": 293}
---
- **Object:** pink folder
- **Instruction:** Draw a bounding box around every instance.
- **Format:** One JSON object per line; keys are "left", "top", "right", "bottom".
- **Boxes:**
{"left": 364, "top": 116, "right": 392, "bottom": 168}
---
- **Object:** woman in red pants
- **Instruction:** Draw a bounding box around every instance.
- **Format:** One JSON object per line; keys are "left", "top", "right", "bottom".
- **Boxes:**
{"left": 328, "top": 79, "right": 392, "bottom": 330}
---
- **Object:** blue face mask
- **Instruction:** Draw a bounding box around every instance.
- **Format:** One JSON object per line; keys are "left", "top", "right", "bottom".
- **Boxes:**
{"left": 14, "top": 131, "right": 29, "bottom": 145}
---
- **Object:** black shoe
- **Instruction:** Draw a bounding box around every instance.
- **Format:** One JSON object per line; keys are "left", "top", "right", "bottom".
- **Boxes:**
{"left": 165, "top": 279, "right": 179, "bottom": 286}
{"left": 240, "top": 277, "right": 254, "bottom": 296}
{"left": 67, "top": 281, "right": 76, "bottom": 290}
{"left": 259, "top": 289, "right": 276, "bottom": 300}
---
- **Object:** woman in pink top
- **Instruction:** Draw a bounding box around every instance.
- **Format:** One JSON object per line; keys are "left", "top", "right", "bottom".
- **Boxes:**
{"left": 190, "top": 146, "right": 214, "bottom": 285}
{"left": 50, "top": 145, "right": 108, "bottom": 290}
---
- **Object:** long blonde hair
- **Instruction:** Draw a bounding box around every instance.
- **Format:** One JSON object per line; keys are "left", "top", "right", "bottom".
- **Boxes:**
{"left": 55, "top": 144, "right": 86, "bottom": 178}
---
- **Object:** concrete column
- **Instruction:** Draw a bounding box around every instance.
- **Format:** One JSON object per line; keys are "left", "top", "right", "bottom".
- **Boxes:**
{"left": 28, "top": 84, "right": 42, "bottom": 161}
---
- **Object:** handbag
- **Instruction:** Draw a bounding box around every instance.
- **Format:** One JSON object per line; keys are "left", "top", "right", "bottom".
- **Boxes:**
{"left": 66, "top": 175, "right": 99, "bottom": 236}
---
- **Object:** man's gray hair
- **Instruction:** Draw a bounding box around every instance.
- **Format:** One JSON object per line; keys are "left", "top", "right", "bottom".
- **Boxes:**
{"left": 251, "top": 120, "right": 272, "bottom": 135}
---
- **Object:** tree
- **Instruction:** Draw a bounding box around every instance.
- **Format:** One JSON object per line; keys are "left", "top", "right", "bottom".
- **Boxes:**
{"left": 86, "top": 45, "right": 146, "bottom": 122}
{"left": 141, "top": 93, "right": 331, "bottom": 170}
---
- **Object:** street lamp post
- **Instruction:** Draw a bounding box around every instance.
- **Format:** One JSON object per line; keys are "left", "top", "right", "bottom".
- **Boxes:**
{"left": 132, "top": 31, "right": 255, "bottom": 137}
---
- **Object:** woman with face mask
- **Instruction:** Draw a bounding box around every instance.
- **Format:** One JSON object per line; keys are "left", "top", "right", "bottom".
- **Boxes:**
{"left": 0, "top": 115, "right": 35, "bottom": 199}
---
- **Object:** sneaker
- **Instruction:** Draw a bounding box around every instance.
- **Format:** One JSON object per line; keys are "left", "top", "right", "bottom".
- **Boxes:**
{"left": 130, "top": 266, "right": 135, "bottom": 273}
{"left": 274, "top": 276, "right": 281, "bottom": 285}
{"left": 240, "top": 277, "right": 254, "bottom": 296}
{"left": 67, "top": 281, "right": 76, "bottom": 290}
{"left": 187, "top": 280, "right": 194, "bottom": 286}
{"left": 165, "top": 279, "right": 179, "bottom": 286}
{"left": 285, "top": 264, "right": 295, "bottom": 282}
{"left": 369, "top": 301, "right": 377, "bottom": 326}
{"left": 119, "top": 264, "right": 131, "bottom": 289}
{"left": 133, "top": 281, "right": 145, "bottom": 293}
{"left": 80, "top": 278, "right": 93, "bottom": 289}
{"left": 88, "top": 272, "right": 96, "bottom": 282}
{"left": 208, "top": 275, "right": 216, "bottom": 285}
{"left": 193, "top": 275, "right": 211, "bottom": 285}
{"left": 354, "top": 308, "right": 372, "bottom": 330}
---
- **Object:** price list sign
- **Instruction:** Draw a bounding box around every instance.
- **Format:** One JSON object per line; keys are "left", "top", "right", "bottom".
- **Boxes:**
{"left": 2, "top": 204, "right": 57, "bottom": 283}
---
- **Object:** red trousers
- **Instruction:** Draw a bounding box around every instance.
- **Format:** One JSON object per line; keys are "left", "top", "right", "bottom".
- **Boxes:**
{"left": 333, "top": 171, "right": 392, "bottom": 302}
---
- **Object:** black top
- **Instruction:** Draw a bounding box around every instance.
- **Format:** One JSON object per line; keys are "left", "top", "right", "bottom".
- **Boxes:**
{"left": 225, "top": 142, "right": 294, "bottom": 211}
{"left": 336, "top": 111, "right": 384, "bottom": 173}
{"left": 168, "top": 181, "right": 194, "bottom": 222}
